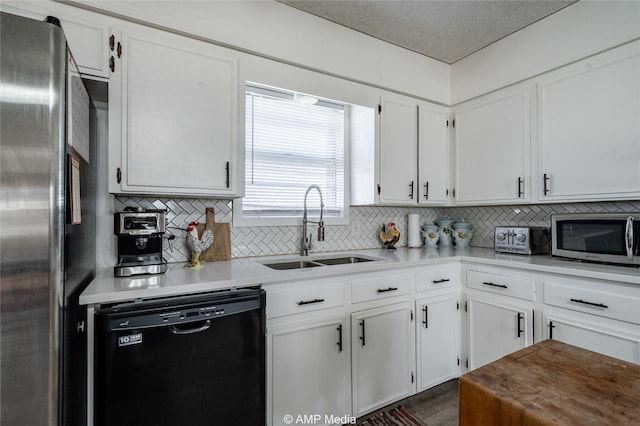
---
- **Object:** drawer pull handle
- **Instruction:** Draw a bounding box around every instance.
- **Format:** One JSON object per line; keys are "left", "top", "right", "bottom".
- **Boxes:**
{"left": 432, "top": 278, "right": 450, "bottom": 284}
{"left": 297, "top": 298, "right": 325, "bottom": 306}
{"left": 377, "top": 287, "right": 398, "bottom": 293}
{"left": 569, "top": 298, "right": 608, "bottom": 309}
{"left": 482, "top": 281, "right": 508, "bottom": 289}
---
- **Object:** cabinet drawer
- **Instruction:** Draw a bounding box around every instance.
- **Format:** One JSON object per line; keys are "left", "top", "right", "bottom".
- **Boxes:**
{"left": 416, "top": 266, "right": 459, "bottom": 293}
{"left": 351, "top": 273, "right": 413, "bottom": 304}
{"left": 544, "top": 282, "right": 640, "bottom": 325}
{"left": 467, "top": 271, "right": 535, "bottom": 301}
{"left": 267, "top": 282, "right": 345, "bottom": 319}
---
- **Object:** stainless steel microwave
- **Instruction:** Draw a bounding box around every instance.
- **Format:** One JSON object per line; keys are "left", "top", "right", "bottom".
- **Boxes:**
{"left": 551, "top": 213, "right": 640, "bottom": 267}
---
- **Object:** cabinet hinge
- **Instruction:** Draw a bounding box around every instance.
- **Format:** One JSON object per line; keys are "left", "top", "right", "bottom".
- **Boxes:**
{"left": 411, "top": 372, "right": 414, "bottom": 383}
{"left": 377, "top": 184, "right": 381, "bottom": 195}
{"left": 378, "top": 104, "right": 382, "bottom": 114}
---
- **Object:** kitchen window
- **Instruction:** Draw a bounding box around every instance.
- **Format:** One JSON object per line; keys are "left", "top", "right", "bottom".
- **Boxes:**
{"left": 235, "top": 83, "right": 349, "bottom": 226}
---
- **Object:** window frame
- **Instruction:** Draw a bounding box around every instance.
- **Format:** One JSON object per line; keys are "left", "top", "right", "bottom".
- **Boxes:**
{"left": 233, "top": 83, "right": 351, "bottom": 227}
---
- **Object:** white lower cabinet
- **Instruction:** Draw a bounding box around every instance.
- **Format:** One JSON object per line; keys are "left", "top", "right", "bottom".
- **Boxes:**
{"left": 465, "top": 269, "right": 535, "bottom": 370}
{"left": 415, "top": 294, "right": 460, "bottom": 392}
{"left": 268, "top": 315, "right": 351, "bottom": 426}
{"left": 467, "top": 297, "right": 532, "bottom": 370}
{"left": 540, "top": 275, "right": 640, "bottom": 364}
{"left": 351, "top": 302, "right": 416, "bottom": 417}
{"left": 542, "top": 312, "right": 640, "bottom": 364}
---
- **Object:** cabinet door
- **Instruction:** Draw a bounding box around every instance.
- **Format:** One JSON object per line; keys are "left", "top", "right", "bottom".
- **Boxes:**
{"left": 378, "top": 97, "right": 418, "bottom": 205}
{"left": 467, "top": 298, "right": 531, "bottom": 370}
{"left": 352, "top": 302, "right": 415, "bottom": 417}
{"left": 110, "top": 26, "right": 239, "bottom": 197}
{"left": 416, "top": 294, "right": 459, "bottom": 391}
{"left": 418, "top": 103, "right": 450, "bottom": 205}
{"left": 538, "top": 42, "right": 640, "bottom": 201}
{"left": 454, "top": 86, "right": 530, "bottom": 204}
{"left": 543, "top": 314, "right": 640, "bottom": 364}
{"left": 0, "top": 2, "right": 110, "bottom": 78}
{"left": 269, "top": 316, "right": 350, "bottom": 426}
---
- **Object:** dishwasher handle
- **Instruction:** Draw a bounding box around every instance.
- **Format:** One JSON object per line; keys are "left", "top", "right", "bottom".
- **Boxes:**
{"left": 169, "top": 319, "right": 212, "bottom": 335}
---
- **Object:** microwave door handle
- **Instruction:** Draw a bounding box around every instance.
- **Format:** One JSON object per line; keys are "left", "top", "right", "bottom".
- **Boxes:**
{"left": 626, "top": 216, "right": 634, "bottom": 260}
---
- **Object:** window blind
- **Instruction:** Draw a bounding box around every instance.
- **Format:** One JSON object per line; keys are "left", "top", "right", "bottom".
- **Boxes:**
{"left": 244, "top": 85, "right": 345, "bottom": 218}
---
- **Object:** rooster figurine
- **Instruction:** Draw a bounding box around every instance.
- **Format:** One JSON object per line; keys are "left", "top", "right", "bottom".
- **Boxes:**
{"left": 379, "top": 222, "right": 400, "bottom": 249}
{"left": 184, "top": 221, "right": 214, "bottom": 269}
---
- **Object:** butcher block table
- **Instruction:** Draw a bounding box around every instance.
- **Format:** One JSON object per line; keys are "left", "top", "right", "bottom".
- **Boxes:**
{"left": 459, "top": 340, "right": 640, "bottom": 425}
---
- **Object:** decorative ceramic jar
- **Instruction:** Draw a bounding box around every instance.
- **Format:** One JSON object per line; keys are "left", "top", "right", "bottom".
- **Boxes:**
{"left": 435, "top": 216, "right": 455, "bottom": 247}
{"left": 421, "top": 224, "right": 440, "bottom": 247}
{"left": 453, "top": 220, "right": 473, "bottom": 248}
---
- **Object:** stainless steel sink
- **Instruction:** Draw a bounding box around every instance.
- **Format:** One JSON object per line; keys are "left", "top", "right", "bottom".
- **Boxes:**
{"left": 263, "top": 260, "right": 324, "bottom": 270}
{"left": 315, "top": 256, "right": 374, "bottom": 266}
{"left": 262, "top": 255, "right": 380, "bottom": 270}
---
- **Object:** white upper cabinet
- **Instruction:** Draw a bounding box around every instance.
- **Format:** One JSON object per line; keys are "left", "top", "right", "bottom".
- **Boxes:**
{"left": 0, "top": 1, "right": 110, "bottom": 78}
{"left": 378, "top": 96, "right": 419, "bottom": 205}
{"left": 453, "top": 85, "right": 531, "bottom": 205}
{"left": 418, "top": 103, "right": 450, "bottom": 205}
{"left": 537, "top": 41, "right": 640, "bottom": 201}
{"left": 108, "top": 25, "right": 240, "bottom": 197}
{"left": 367, "top": 96, "right": 450, "bottom": 206}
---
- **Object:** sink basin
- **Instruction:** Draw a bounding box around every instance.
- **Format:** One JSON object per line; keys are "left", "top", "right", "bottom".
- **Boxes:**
{"left": 263, "top": 260, "right": 324, "bottom": 270}
{"left": 315, "top": 256, "right": 374, "bottom": 266}
{"left": 262, "top": 255, "right": 381, "bottom": 270}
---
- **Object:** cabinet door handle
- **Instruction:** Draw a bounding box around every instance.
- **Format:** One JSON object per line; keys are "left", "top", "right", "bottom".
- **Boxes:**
{"left": 359, "top": 319, "right": 366, "bottom": 346}
{"left": 297, "top": 298, "right": 325, "bottom": 306}
{"left": 409, "top": 181, "right": 414, "bottom": 199}
{"left": 376, "top": 287, "right": 398, "bottom": 293}
{"left": 116, "top": 167, "right": 122, "bottom": 184}
{"left": 549, "top": 320, "right": 555, "bottom": 339}
{"left": 109, "top": 56, "right": 115, "bottom": 72}
{"left": 116, "top": 41, "right": 122, "bottom": 58}
{"left": 543, "top": 173, "right": 550, "bottom": 195}
{"left": 109, "top": 34, "right": 115, "bottom": 51}
{"left": 225, "top": 161, "right": 230, "bottom": 188}
{"left": 516, "top": 312, "right": 524, "bottom": 338}
{"left": 482, "top": 281, "right": 508, "bottom": 289}
{"left": 423, "top": 181, "right": 429, "bottom": 199}
{"left": 432, "top": 278, "right": 450, "bottom": 284}
{"left": 422, "top": 305, "right": 428, "bottom": 328}
{"left": 337, "top": 324, "right": 343, "bottom": 353}
{"left": 517, "top": 177, "right": 524, "bottom": 198}
{"left": 569, "top": 298, "right": 608, "bottom": 309}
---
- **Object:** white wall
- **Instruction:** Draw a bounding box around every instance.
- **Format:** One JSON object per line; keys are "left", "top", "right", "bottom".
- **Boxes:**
{"left": 69, "top": 0, "right": 450, "bottom": 104}
{"left": 451, "top": 1, "right": 640, "bottom": 103}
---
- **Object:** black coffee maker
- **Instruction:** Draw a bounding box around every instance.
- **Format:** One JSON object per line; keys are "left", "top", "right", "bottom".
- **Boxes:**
{"left": 114, "top": 207, "right": 167, "bottom": 277}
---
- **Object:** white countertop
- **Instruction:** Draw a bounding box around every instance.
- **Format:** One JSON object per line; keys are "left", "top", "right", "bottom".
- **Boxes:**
{"left": 80, "top": 247, "right": 640, "bottom": 305}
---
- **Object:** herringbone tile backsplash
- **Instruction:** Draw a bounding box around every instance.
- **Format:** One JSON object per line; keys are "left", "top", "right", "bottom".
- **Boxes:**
{"left": 115, "top": 197, "right": 640, "bottom": 264}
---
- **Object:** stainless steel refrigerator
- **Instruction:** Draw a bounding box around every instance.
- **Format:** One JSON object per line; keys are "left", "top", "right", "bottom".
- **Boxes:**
{"left": 1, "top": 12, "right": 97, "bottom": 426}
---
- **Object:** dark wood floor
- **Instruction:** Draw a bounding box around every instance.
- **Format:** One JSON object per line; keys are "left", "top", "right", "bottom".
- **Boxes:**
{"left": 357, "top": 379, "right": 459, "bottom": 425}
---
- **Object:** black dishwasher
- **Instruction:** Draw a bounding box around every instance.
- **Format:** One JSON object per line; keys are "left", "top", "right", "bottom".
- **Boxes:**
{"left": 94, "top": 288, "right": 265, "bottom": 426}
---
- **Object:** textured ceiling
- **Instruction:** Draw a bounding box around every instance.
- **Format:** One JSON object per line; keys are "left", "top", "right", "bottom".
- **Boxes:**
{"left": 278, "top": 0, "right": 576, "bottom": 64}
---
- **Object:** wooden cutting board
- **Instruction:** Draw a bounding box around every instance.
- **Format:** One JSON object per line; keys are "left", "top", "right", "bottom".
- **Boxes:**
{"left": 195, "top": 208, "right": 231, "bottom": 261}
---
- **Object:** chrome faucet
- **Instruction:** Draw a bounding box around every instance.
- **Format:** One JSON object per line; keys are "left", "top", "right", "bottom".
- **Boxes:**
{"left": 300, "top": 185, "right": 325, "bottom": 256}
